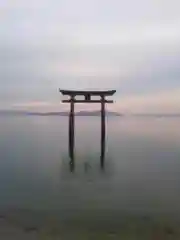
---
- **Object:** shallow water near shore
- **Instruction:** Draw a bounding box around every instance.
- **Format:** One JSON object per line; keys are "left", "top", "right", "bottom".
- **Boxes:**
{"left": 0, "top": 116, "right": 180, "bottom": 239}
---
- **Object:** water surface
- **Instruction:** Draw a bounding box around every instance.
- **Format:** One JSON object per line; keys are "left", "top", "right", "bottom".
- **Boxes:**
{"left": 0, "top": 116, "right": 180, "bottom": 238}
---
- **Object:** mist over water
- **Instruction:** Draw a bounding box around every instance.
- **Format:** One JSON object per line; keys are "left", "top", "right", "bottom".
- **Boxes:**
{"left": 0, "top": 115, "right": 180, "bottom": 234}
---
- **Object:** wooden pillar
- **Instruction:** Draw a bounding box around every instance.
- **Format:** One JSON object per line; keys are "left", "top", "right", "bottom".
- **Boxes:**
{"left": 69, "top": 96, "right": 75, "bottom": 166}
{"left": 100, "top": 96, "right": 106, "bottom": 168}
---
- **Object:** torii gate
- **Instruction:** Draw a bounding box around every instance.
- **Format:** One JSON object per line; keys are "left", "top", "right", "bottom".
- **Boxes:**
{"left": 59, "top": 89, "right": 116, "bottom": 169}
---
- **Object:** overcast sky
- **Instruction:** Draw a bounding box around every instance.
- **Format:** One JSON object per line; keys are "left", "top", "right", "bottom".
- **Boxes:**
{"left": 0, "top": 0, "right": 180, "bottom": 113}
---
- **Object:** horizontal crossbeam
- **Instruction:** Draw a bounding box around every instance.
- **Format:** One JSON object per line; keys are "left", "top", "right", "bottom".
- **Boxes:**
{"left": 62, "top": 100, "right": 114, "bottom": 103}
{"left": 59, "top": 89, "right": 116, "bottom": 96}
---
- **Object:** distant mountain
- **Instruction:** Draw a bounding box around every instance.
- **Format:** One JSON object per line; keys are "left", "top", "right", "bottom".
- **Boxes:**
{"left": 75, "top": 110, "right": 122, "bottom": 116}
{"left": 0, "top": 110, "right": 27, "bottom": 116}
{"left": 132, "top": 113, "right": 180, "bottom": 117}
{"left": 1, "top": 110, "right": 180, "bottom": 117}
{"left": 0, "top": 110, "right": 122, "bottom": 117}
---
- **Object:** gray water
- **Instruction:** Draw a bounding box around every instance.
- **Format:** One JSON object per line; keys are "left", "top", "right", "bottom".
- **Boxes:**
{"left": 0, "top": 116, "right": 180, "bottom": 236}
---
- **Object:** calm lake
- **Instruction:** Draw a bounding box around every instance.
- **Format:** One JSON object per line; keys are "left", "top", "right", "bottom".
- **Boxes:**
{"left": 0, "top": 116, "right": 180, "bottom": 237}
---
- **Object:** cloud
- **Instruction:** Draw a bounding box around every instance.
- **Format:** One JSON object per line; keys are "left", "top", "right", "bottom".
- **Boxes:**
{"left": 12, "top": 101, "right": 54, "bottom": 108}
{"left": 1, "top": 42, "right": 180, "bottom": 112}
{"left": 4, "top": 87, "right": 179, "bottom": 114}
{"left": 113, "top": 88, "right": 180, "bottom": 113}
{"left": 0, "top": 0, "right": 180, "bottom": 113}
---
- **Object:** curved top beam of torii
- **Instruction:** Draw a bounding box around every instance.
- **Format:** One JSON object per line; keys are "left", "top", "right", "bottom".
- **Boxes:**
{"left": 59, "top": 89, "right": 116, "bottom": 96}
